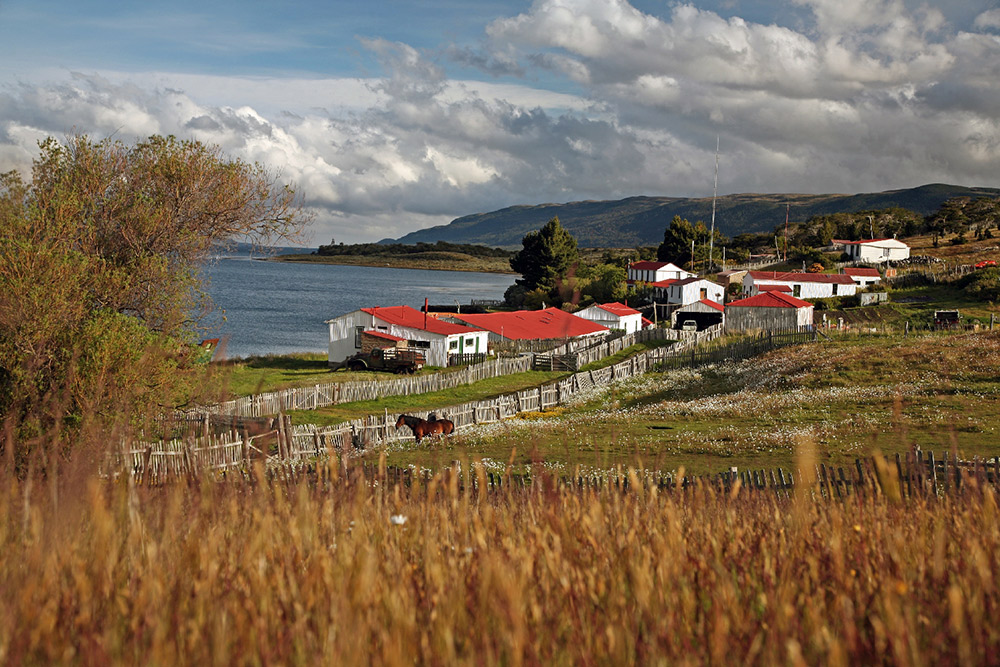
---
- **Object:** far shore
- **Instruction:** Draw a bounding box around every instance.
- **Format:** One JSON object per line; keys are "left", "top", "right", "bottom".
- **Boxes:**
{"left": 269, "top": 253, "right": 518, "bottom": 275}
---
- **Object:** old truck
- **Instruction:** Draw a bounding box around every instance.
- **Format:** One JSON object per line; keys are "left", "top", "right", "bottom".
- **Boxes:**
{"left": 332, "top": 347, "right": 426, "bottom": 374}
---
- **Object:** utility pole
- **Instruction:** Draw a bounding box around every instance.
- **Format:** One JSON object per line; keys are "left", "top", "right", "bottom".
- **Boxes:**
{"left": 708, "top": 135, "right": 719, "bottom": 272}
{"left": 691, "top": 238, "right": 696, "bottom": 274}
{"left": 784, "top": 203, "right": 790, "bottom": 262}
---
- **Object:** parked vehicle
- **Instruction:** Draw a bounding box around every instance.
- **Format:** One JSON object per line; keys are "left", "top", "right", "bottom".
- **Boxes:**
{"left": 681, "top": 320, "right": 698, "bottom": 332}
{"left": 332, "top": 347, "right": 426, "bottom": 373}
{"left": 975, "top": 260, "right": 997, "bottom": 269}
{"left": 934, "top": 310, "right": 961, "bottom": 330}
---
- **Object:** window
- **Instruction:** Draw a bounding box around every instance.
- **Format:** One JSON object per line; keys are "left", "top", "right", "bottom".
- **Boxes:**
{"left": 793, "top": 285, "right": 801, "bottom": 298}
{"left": 699, "top": 288, "right": 707, "bottom": 300}
{"left": 354, "top": 326, "right": 364, "bottom": 348}
{"left": 410, "top": 340, "right": 431, "bottom": 349}
{"left": 832, "top": 283, "right": 839, "bottom": 296}
{"left": 449, "top": 339, "right": 459, "bottom": 350}
{"left": 465, "top": 337, "right": 474, "bottom": 346}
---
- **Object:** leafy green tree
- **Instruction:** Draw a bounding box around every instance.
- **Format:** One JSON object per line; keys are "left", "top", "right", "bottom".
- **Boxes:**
{"left": 581, "top": 264, "right": 627, "bottom": 304}
{"left": 656, "top": 216, "right": 727, "bottom": 269}
{"left": 0, "top": 135, "right": 309, "bottom": 455}
{"left": 508, "top": 217, "right": 579, "bottom": 306}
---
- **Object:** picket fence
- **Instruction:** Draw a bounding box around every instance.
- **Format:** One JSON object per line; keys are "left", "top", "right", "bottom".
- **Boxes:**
{"left": 349, "top": 449, "right": 1000, "bottom": 501}
{"left": 199, "top": 356, "right": 534, "bottom": 418}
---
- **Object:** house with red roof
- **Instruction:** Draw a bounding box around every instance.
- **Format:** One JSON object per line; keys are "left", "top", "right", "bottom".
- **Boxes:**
{"left": 574, "top": 302, "right": 645, "bottom": 334}
{"left": 627, "top": 260, "right": 692, "bottom": 285}
{"left": 725, "top": 292, "right": 814, "bottom": 332}
{"left": 654, "top": 276, "right": 725, "bottom": 308}
{"left": 841, "top": 267, "right": 882, "bottom": 288}
{"left": 449, "top": 307, "right": 608, "bottom": 342}
{"left": 840, "top": 238, "right": 910, "bottom": 263}
{"left": 325, "top": 305, "right": 490, "bottom": 367}
{"left": 743, "top": 271, "right": 857, "bottom": 300}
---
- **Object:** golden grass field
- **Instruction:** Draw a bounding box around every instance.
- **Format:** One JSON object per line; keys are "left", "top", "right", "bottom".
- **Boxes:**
{"left": 2, "top": 457, "right": 999, "bottom": 664}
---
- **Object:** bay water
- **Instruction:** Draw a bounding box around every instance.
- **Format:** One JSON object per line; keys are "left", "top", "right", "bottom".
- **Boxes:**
{"left": 202, "top": 257, "right": 515, "bottom": 358}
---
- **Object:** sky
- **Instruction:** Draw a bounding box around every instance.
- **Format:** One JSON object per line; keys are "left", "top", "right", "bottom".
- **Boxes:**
{"left": 2, "top": 0, "right": 999, "bottom": 244}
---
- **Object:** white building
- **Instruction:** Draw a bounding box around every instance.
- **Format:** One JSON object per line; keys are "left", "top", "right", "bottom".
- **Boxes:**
{"left": 627, "top": 261, "right": 692, "bottom": 284}
{"left": 842, "top": 267, "right": 882, "bottom": 288}
{"left": 841, "top": 238, "right": 910, "bottom": 263}
{"left": 655, "top": 277, "right": 724, "bottom": 308}
{"left": 574, "top": 302, "right": 645, "bottom": 334}
{"left": 325, "top": 305, "right": 489, "bottom": 367}
{"left": 744, "top": 271, "right": 858, "bottom": 300}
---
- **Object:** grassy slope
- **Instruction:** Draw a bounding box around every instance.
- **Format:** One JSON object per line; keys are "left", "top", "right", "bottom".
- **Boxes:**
{"left": 376, "top": 331, "right": 1000, "bottom": 476}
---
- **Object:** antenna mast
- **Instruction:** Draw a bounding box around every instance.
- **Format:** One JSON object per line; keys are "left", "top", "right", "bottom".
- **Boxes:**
{"left": 708, "top": 135, "right": 719, "bottom": 272}
{"left": 784, "top": 203, "right": 789, "bottom": 262}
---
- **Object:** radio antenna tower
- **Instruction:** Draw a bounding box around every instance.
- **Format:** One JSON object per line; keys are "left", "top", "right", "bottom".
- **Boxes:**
{"left": 708, "top": 136, "right": 719, "bottom": 272}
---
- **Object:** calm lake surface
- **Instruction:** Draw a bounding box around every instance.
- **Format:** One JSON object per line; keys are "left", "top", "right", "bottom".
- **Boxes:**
{"left": 203, "top": 258, "right": 515, "bottom": 358}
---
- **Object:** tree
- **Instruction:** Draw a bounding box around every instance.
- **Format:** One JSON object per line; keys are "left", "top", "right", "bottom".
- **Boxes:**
{"left": 581, "top": 264, "right": 627, "bottom": 304}
{"left": 508, "top": 217, "right": 579, "bottom": 306}
{"left": 0, "top": 135, "right": 310, "bottom": 454}
{"left": 657, "top": 216, "right": 727, "bottom": 269}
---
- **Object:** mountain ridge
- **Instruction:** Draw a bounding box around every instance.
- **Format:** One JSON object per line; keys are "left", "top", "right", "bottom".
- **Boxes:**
{"left": 386, "top": 184, "right": 1000, "bottom": 248}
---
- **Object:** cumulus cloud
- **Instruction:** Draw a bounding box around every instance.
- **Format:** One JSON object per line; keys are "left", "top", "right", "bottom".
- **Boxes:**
{"left": 1, "top": 0, "right": 999, "bottom": 244}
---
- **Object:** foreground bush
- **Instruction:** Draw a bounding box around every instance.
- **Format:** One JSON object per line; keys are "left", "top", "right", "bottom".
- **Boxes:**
{"left": 1, "top": 464, "right": 998, "bottom": 664}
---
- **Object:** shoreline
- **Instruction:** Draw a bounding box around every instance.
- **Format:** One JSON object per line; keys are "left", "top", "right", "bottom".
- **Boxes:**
{"left": 269, "top": 253, "right": 518, "bottom": 275}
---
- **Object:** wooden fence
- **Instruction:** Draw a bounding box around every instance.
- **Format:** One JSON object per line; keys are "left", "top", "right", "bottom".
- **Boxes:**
{"left": 193, "top": 355, "right": 534, "bottom": 418}
{"left": 351, "top": 450, "right": 1000, "bottom": 501}
{"left": 124, "top": 324, "right": 818, "bottom": 480}
{"left": 189, "top": 326, "right": 703, "bottom": 419}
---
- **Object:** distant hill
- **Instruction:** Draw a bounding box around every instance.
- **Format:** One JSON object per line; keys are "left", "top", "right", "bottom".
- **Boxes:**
{"left": 388, "top": 184, "right": 1000, "bottom": 248}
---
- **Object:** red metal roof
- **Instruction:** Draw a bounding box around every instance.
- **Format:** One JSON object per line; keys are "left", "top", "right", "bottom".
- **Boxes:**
{"left": 759, "top": 284, "right": 792, "bottom": 292}
{"left": 362, "top": 305, "right": 480, "bottom": 336}
{"left": 698, "top": 299, "right": 724, "bottom": 312}
{"left": 842, "top": 267, "right": 881, "bottom": 277}
{"left": 727, "top": 292, "right": 813, "bottom": 309}
{"left": 629, "top": 261, "right": 670, "bottom": 271}
{"left": 650, "top": 279, "right": 678, "bottom": 288}
{"left": 596, "top": 302, "right": 641, "bottom": 317}
{"left": 363, "top": 330, "right": 405, "bottom": 342}
{"left": 453, "top": 307, "right": 608, "bottom": 340}
{"left": 748, "top": 271, "right": 855, "bottom": 285}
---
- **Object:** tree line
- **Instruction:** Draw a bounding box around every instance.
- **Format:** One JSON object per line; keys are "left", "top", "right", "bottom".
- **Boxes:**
{"left": 315, "top": 240, "right": 511, "bottom": 258}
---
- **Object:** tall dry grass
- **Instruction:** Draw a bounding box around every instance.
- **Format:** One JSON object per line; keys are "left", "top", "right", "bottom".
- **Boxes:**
{"left": 2, "top": 458, "right": 998, "bottom": 665}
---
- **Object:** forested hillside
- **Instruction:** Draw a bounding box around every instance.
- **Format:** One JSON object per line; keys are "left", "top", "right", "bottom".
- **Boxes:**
{"left": 388, "top": 184, "right": 1000, "bottom": 248}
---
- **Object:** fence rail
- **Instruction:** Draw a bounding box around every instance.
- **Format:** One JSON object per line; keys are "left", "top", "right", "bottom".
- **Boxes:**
{"left": 124, "top": 323, "right": 805, "bottom": 481}
{"left": 351, "top": 450, "right": 1000, "bottom": 500}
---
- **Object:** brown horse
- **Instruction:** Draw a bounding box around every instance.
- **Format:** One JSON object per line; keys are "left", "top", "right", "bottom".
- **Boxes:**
{"left": 395, "top": 414, "right": 455, "bottom": 443}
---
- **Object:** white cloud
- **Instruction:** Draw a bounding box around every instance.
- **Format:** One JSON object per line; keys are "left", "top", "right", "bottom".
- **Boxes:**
{"left": 1, "top": 1, "right": 999, "bottom": 245}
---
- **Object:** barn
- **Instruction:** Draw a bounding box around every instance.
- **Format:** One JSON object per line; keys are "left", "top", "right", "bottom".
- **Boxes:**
{"left": 725, "top": 292, "right": 814, "bottom": 332}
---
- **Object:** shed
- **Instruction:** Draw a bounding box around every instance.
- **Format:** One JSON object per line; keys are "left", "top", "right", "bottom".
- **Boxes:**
{"left": 842, "top": 267, "right": 882, "bottom": 288}
{"left": 671, "top": 299, "right": 724, "bottom": 331}
{"left": 575, "top": 302, "right": 644, "bottom": 334}
{"left": 725, "top": 292, "right": 814, "bottom": 332}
